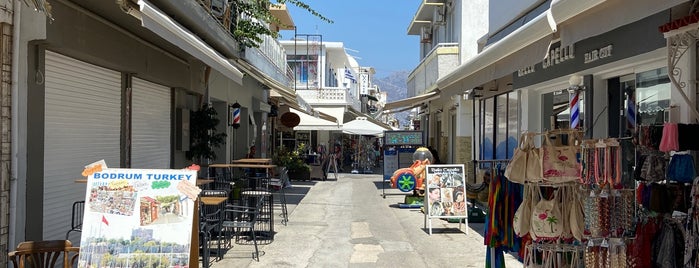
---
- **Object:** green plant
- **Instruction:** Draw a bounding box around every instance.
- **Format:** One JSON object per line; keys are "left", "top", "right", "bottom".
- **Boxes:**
{"left": 186, "top": 104, "right": 227, "bottom": 162}
{"left": 272, "top": 143, "right": 311, "bottom": 173}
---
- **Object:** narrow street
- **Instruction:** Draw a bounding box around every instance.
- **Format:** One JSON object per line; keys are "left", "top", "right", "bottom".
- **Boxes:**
{"left": 211, "top": 173, "right": 522, "bottom": 267}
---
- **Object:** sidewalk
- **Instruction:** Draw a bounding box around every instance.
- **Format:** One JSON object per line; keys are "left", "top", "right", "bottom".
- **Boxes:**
{"left": 207, "top": 173, "right": 522, "bottom": 267}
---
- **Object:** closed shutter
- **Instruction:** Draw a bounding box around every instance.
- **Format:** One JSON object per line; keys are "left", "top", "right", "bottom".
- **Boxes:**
{"left": 44, "top": 51, "right": 122, "bottom": 240}
{"left": 131, "top": 78, "right": 171, "bottom": 169}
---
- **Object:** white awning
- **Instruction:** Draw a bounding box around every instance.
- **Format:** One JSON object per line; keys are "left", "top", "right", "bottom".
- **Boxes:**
{"left": 314, "top": 107, "right": 348, "bottom": 125}
{"left": 383, "top": 90, "right": 439, "bottom": 112}
{"left": 342, "top": 117, "right": 390, "bottom": 137}
{"left": 136, "top": 0, "right": 244, "bottom": 85}
{"left": 437, "top": 0, "right": 611, "bottom": 98}
{"left": 292, "top": 108, "right": 341, "bottom": 131}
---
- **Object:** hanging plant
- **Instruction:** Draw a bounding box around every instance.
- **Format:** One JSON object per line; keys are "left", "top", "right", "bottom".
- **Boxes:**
{"left": 186, "top": 104, "right": 227, "bottom": 162}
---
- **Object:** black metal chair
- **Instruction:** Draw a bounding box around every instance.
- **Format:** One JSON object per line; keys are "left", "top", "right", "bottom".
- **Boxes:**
{"left": 222, "top": 196, "right": 265, "bottom": 261}
{"left": 268, "top": 168, "right": 289, "bottom": 225}
{"left": 199, "top": 190, "right": 227, "bottom": 267}
{"left": 65, "top": 201, "right": 85, "bottom": 241}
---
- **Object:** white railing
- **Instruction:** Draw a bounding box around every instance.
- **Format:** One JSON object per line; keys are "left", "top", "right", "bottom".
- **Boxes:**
{"left": 296, "top": 87, "right": 361, "bottom": 111}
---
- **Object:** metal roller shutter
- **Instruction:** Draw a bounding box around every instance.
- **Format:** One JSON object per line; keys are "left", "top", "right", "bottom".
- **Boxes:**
{"left": 131, "top": 78, "right": 171, "bottom": 169}
{"left": 44, "top": 51, "right": 122, "bottom": 240}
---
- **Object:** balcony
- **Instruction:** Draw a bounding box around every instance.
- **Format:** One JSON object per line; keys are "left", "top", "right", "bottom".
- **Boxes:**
{"left": 407, "top": 43, "right": 459, "bottom": 97}
{"left": 296, "top": 87, "right": 361, "bottom": 111}
{"left": 243, "top": 34, "right": 294, "bottom": 87}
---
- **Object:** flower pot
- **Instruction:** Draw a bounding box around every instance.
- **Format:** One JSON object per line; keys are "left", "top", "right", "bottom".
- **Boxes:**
{"left": 288, "top": 168, "right": 311, "bottom": 181}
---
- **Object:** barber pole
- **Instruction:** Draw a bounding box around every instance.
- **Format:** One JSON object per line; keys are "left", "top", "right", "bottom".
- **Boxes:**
{"left": 230, "top": 102, "right": 241, "bottom": 129}
{"left": 569, "top": 90, "right": 580, "bottom": 129}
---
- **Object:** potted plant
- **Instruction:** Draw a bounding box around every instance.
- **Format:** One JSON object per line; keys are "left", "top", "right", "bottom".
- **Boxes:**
{"left": 273, "top": 143, "right": 311, "bottom": 181}
{"left": 186, "top": 103, "right": 227, "bottom": 164}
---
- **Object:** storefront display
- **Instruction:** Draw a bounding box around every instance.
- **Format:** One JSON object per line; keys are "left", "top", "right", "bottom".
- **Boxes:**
{"left": 504, "top": 128, "right": 699, "bottom": 268}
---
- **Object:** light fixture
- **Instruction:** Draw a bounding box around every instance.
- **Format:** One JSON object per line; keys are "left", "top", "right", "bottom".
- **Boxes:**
{"left": 568, "top": 74, "right": 584, "bottom": 91}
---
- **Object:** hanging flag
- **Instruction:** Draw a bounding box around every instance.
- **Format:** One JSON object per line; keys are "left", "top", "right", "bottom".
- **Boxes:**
{"left": 101, "top": 215, "right": 109, "bottom": 226}
{"left": 344, "top": 67, "right": 356, "bottom": 83}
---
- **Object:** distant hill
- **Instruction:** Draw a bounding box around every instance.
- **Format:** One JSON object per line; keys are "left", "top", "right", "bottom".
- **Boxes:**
{"left": 374, "top": 71, "right": 410, "bottom": 128}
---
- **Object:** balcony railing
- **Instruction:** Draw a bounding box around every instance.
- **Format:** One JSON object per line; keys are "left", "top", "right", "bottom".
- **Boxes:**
{"left": 407, "top": 42, "right": 459, "bottom": 97}
{"left": 296, "top": 87, "right": 361, "bottom": 111}
{"left": 195, "top": 0, "right": 293, "bottom": 86}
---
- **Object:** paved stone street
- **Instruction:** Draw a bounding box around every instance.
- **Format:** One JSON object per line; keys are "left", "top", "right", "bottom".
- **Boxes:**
{"left": 209, "top": 173, "right": 522, "bottom": 267}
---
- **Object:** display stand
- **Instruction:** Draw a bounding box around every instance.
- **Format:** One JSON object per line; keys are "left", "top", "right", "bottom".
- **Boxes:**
{"left": 382, "top": 131, "right": 424, "bottom": 198}
{"left": 423, "top": 164, "right": 469, "bottom": 235}
{"left": 325, "top": 154, "right": 339, "bottom": 180}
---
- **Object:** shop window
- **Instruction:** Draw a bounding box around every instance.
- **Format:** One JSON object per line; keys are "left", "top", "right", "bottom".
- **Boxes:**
{"left": 635, "top": 67, "right": 670, "bottom": 125}
{"left": 542, "top": 89, "right": 585, "bottom": 131}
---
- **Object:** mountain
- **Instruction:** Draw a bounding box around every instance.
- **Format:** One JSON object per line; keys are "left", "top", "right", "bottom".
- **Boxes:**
{"left": 373, "top": 71, "right": 410, "bottom": 128}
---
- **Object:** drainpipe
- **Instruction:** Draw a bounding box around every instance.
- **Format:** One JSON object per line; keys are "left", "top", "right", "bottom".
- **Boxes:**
{"left": 9, "top": 0, "right": 20, "bottom": 248}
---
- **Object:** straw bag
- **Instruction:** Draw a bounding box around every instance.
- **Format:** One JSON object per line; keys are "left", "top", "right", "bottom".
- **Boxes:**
{"left": 540, "top": 132, "right": 581, "bottom": 183}
{"left": 531, "top": 188, "right": 563, "bottom": 240}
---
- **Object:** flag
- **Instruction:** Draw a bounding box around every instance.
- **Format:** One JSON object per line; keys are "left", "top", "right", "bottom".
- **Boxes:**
{"left": 102, "top": 215, "right": 109, "bottom": 226}
{"left": 344, "top": 67, "right": 356, "bottom": 83}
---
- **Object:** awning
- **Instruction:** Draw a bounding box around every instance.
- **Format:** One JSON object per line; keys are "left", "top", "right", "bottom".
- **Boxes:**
{"left": 136, "top": 0, "right": 244, "bottom": 85}
{"left": 347, "top": 107, "right": 395, "bottom": 131}
{"left": 383, "top": 90, "right": 439, "bottom": 112}
{"left": 292, "top": 108, "right": 341, "bottom": 131}
{"left": 272, "top": 91, "right": 338, "bottom": 124}
{"left": 437, "top": 11, "right": 554, "bottom": 97}
{"left": 437, "top": 0, "right": 611, "bottom": 98}
{"left": 314, "top": 107, "right": 348, "bottom": 125}
{"left": 342, "top": 117, "right": 391, "bottom": 137}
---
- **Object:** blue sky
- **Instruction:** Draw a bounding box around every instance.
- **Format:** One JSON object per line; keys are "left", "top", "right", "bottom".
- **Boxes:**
{"left": 283, "top": 1, "right": 422, "bottom": 78}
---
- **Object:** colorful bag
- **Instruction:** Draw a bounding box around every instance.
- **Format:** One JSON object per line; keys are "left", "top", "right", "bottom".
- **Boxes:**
{"left": 530, "top": 188, "right": 562, "bottom": 240}
{"left": 540, "top": 132, "right": 581, "bottom": 183}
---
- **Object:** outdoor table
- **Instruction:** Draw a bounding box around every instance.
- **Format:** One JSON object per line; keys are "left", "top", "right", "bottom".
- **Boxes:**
{"left": 231, "top": 158, "right": 273, "bottom": 164}
{"left": 240, "top": 190, "right": 274, "bottom": 242}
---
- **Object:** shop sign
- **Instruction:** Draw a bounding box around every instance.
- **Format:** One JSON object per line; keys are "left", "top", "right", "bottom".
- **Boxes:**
{"left": 424, "top": 164, "right": 469, "bottom": 235}
{"left": 542, "top": 44, "right": 575, "bottom": 69}
{"left": 584, "top": 45, "right": 613, "bottom": 64}
{"left": 518, "top": 65, "right": 536, "bottom": 77}
{"left": 78, "top": 166, "right": 198, "bottom": 267}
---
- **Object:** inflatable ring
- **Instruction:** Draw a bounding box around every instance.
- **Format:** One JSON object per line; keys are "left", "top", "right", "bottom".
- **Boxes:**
{"left": 396, "top": 172, "right": 417, "bottom": 192}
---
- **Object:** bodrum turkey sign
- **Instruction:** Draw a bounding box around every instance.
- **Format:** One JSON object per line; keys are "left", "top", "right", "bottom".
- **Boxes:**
{"left": 77, "top": 167, "right": 198, "bottom": 268}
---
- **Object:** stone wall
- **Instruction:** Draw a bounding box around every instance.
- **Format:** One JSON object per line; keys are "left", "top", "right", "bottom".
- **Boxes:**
{"left": 454, "top": 136, "right": 473, "bottom": 182}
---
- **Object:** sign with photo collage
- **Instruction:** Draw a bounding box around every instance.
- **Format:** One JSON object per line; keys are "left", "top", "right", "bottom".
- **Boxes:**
{"left": 77, "top": 167, "right": 198, "bottom": 268}
{"left": 424, "top": 164, "right": 468, "bottom": 234}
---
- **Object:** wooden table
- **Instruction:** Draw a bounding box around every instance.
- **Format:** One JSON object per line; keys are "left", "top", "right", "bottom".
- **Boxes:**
{"left": 232, "top": 158, "right": 273, "bottom": 164}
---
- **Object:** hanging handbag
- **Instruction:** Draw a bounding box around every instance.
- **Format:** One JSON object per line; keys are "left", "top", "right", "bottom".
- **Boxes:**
{"left": 540, "top": 131, "right": 581, "bottom": 183}
{"left": 525, "top": 135, "right": 543, "bottom": 183}
{"left": 513, "top": 184, "right": 536, "bottom": 237}
{"left": 505, "top": 133, "right": 530, "bottom": 184}
{"left": 531, "top": 188, "right": 563, "bottom": 240}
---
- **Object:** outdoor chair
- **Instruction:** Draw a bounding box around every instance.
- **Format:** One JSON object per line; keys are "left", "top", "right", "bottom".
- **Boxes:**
{"left": 268, "top": 167, "right": 289, "bottom": 225}
{"left": 222, "top": 196, "right": 265, "bottom": 261}
{"left": 65, "top": 200, "right": 84, "bottom": 241}
{"left": 199, "top": 190, "right": 228, "bottom": 267}
{"left": 8, "top": 240, "right": 80, "bottom": 268}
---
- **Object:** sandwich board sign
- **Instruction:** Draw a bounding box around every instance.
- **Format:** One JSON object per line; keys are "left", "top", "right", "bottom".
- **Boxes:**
{"left": 424, "top": 164, "right": 469, "bottom": 235}
{"left": 77, "top": 167, "right": 198, "bottom": 268}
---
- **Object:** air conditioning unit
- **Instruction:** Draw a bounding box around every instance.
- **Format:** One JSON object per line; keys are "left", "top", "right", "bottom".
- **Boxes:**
{"left": 420, "top": 26, "right": 432, "bottom": 43}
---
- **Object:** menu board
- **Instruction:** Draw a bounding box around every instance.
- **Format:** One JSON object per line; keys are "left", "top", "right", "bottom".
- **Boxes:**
{"left": 424, "top": 164, "right": 469, "bottom": 235}
{"left": 384, "top": 131, "right": 423, "bottom": 145}
{"left": 77, "top": 168, "right": 198, "bottom": 268}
